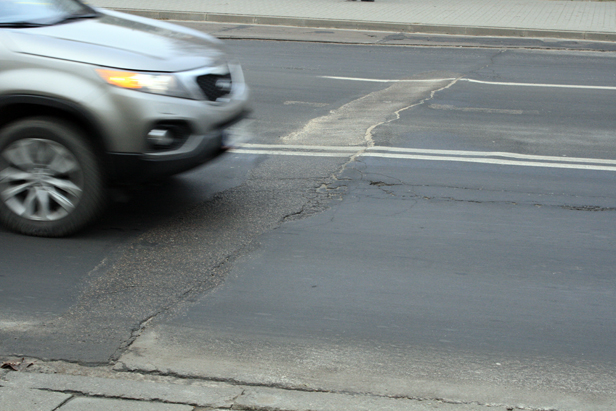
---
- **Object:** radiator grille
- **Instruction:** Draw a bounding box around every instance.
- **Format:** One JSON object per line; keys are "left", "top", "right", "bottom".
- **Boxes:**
{"left": 196, "top": 73, "right": 232, "bottom": 101}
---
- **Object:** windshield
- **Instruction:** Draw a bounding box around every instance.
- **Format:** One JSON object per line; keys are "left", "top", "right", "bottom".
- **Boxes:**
{"left": 0, "top": 0, "right": 94, "bottom": 26}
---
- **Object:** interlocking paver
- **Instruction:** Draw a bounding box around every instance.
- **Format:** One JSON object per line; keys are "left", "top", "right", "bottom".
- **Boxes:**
{"left": 89, "top": 0, "right": 616, "bottom": 35}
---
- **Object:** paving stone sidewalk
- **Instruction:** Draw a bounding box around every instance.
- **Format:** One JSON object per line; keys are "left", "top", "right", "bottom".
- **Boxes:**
{"left": 88, "top": 0, "right": 616, "bottom": 41}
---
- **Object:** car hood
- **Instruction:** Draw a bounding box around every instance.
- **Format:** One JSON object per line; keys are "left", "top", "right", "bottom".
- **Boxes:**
{"left": 3, "top": 10, "right": 226, "bottom": 72}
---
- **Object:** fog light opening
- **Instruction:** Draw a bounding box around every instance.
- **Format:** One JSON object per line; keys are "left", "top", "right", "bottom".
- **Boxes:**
{"left": 146, "top": 122, "right": 191, "bottom": 151}
{"left": 147, "top": 128, "right": 174, "bottom": 147}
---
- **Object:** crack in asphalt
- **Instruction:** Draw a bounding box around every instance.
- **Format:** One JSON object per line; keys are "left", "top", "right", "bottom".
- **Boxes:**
{"left": 367, "top": 182, "right": 616, "bottom": 211}
{"left": 0, "top": 162, "right": 343, "bottom": 364}
{"left": 471, "top": 49, "right": 508, "bottom": 80}
{"left": 111, "top": 316, "right": 157, "bottom": 363}
{"left": 331, "top": 76, "right": 463, "bottom": 186}
{"left": 94, "top": 80, "right": 465, "bottom": 363}
{"left": 560, "top": 205, "right": 616, "bottom": 212}
{"left": 347, "top": 165, "right": 616, "bottom": 211}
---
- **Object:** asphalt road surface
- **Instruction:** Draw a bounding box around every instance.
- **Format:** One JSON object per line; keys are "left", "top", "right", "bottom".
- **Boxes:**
{"left": 1, "top": 27, "right": 615, "bottom": 409}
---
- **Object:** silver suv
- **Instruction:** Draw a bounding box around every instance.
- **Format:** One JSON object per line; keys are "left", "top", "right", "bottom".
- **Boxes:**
{"left": 0, "top": 0, "right": 249, "bottom": 237}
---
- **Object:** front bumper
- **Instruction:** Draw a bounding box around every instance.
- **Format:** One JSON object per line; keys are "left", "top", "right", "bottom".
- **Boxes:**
{"left": 107, "top": 109, "right": 249, "bottom": 183}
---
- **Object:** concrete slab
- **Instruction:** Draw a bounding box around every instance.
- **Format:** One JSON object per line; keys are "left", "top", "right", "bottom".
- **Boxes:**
{"left": 57, "top": 397, "right": 192, "bottom": 411}
{"left": 237, "top": 387, "right": 510, "bottom": 411}
{"left": 4, "top": 373, "right": 241, "bottom": 409}
{"left": 119, "top": 326, "right": 616, "bottom": 411}
{"left": 0, "top": 387, "right": 71, "bottom": 411}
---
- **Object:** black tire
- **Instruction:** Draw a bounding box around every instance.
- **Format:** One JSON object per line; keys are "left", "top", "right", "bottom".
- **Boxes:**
{"left": 0, "top": 117, "right": 105, "bottom": 237}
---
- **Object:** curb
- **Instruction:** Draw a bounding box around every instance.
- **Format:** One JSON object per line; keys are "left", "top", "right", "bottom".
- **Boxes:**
{"left": 1, "top": 371, "right": 515, "bottom": 411}
{"left": 112, "top": 8, "right": 616, "bottom": 42}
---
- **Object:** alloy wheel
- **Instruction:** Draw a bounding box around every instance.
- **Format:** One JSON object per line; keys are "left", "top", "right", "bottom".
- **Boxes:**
{"left": 0, "top": 138, "right": 84, "bottom": 221}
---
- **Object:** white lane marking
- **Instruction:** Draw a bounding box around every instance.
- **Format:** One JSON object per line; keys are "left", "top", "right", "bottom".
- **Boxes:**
{"left": 240, "top": 143, "right": 359, "bottom": 151}
{"left": 366, "top": 146, "right": 616, "bottom": 165}
{"left": 0, "top": 320, "right": 40, "bottom": 331}
{"left": 464, "top": 78, "right": 616, "bottom": 91}
{"left": 232, "top": 149, "right": 351, "bottom": 157}
{"left": 429, "top": 103, "right": 528, "bottom": 115}
{"left": 232, "top": 145, "right": 616, "bottom": 171}
{"left": 321, "top": 76, "right": 456, "bottom": 83}
{"left": 320, "top": 75, "right": 616, "bottom": 91}
{"left": 363, "top": 152, "right": 616, "bottom": 172}
{"left": 240, "top": 143, "right": 616, "bottom": 165}
{"left": 284, "top": 101, "right": 329, "bottom": 107}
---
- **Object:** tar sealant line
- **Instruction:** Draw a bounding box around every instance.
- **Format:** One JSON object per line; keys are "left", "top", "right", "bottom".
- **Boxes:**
{"left": 232, "top": 145, "right": 616, "bottom": 171}
{"left": 320, "top": 75, "right": 616, "bottom": 91}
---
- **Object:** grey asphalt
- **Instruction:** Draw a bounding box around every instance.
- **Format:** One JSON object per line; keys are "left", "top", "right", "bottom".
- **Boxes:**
{"left": 2, "top": 1, "right": 616, "bottom": 411}
{"left": 88, "top": 0, "right": 616, "bottom": 41}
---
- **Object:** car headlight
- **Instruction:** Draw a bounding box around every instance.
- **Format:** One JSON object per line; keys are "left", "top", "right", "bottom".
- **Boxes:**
{"left": 96, "top": 69, "right": 191, "bottom": 99}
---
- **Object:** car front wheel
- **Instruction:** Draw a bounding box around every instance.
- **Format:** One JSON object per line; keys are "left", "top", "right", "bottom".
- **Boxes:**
{"left": 0, "top": 117, "right": 105, "bottom": 237}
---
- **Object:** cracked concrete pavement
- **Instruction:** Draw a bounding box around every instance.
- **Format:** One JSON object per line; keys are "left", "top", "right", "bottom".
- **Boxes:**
{"left": 1, "top": 364, "right": 520, "bottom": 411}
{"left": 0, "top": 363, "right": 528, "bottom": 411}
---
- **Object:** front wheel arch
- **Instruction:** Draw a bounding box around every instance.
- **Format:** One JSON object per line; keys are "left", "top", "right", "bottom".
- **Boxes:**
{"left": 0, "top": 95, "right": 110, "bottom": 175}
